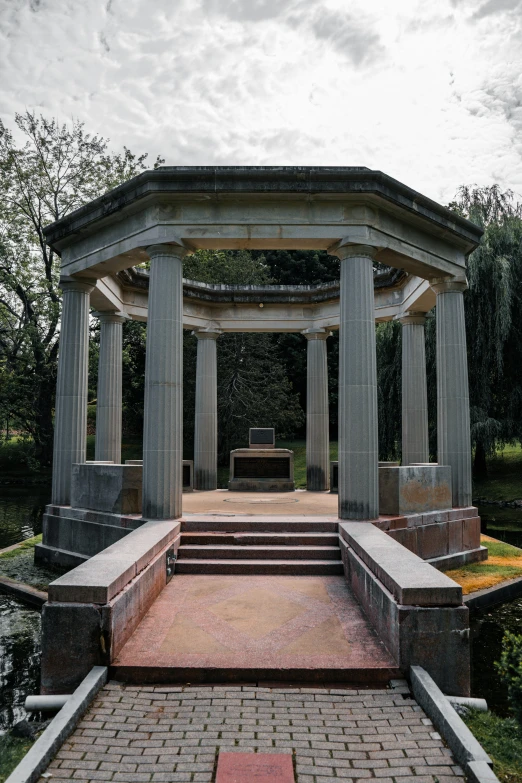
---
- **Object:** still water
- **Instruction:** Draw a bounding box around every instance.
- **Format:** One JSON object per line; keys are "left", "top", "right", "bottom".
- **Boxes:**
{"left": 0, "top": 488, "right": 521, "bottom": 736}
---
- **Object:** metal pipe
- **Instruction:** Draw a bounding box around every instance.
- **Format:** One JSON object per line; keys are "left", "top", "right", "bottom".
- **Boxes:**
{"left": 446, "top": 696, "right": 488, "bottom": 712}
{"left": 25, "top": 695, "right": 71, "bottom": 712}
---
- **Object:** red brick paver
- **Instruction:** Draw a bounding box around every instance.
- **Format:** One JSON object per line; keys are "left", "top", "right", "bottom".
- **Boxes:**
{"left": 37, "top": 681, "right": 465, "bottom": 783}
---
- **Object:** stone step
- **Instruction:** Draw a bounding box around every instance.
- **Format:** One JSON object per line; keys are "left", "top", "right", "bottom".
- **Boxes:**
{"left": 181, "top": 518, "right": 339, "bottom": 533}
{"left": 180, "top": 531, "right": 340, "bottom": 546}
{"left": 178, "top": 544, "right": 342, "bottom": 560}
{"left": 174, "top": 559, "right": 344, "bottom": 575}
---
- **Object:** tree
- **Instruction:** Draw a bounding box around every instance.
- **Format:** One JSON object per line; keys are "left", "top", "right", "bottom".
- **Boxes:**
{"left": 0, "top": 112, "right": 162, "bottom": 467}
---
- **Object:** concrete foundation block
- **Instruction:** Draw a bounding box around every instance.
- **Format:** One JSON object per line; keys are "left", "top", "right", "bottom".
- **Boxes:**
{"left": 463, "top": 517, "right": 481, "bottom": 550}
{"left": 40, "top": 603, "right": 105, "bottom": 694}
{"left": 387, "top": 527, "right": 417, "bottom": 553}
{"left": 71, "top": 464, "right": 142, "bottom": 515}
{"left": 448, "top": 519, "right": 464, "bottom": 554}
{"left": 417, "top": 523, "right": 449, "bottom": 560}
{"left": 379, "top": 465, "right": 452, "bottom": 515}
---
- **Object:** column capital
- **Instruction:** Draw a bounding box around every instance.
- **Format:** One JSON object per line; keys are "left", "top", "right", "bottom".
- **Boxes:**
{"left": 192, "top": 328, "right": 222, "bottom": 340}
{"left": 302, "top": 327, "right": 330, "bottom": 341}
{"left": 146, "top": 242, "right": 189, "bottom": 260}
{"left": 328, "top": 242, "right": 379, "bottom": 261}
{"left": 92, "top": 311, "right": 128, "bottom": 325}
{"left": 59, "top": 276, "right": 96, "bottom": 295}
{"left": 430, "top": 276, "right": 468, "bottom": 295}
{"left": 397, "top": 311, "right": 427, "bottom": 326}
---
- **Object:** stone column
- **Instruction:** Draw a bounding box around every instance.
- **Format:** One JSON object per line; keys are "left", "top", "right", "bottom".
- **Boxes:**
{"left": 334, "top": 244, "right": 379, "bottom": 520}
{"left": 52, "top": 278, "right": 95, "bottom": 506}
{"left": 94, "top": 312, "right": 126, "bottom": 464}
{"left": 431, "top": 278, "right": 472, "bottom": 507}
{"left": 194, "top": 329, "right": 220, "bottom": 490}
{"left": 142, "top": 244, "right": 186, "bottom": 520}
{"left": 399, "top": 312, "right": 429, "bottom": 465}
{"left": 304, "top": 328, "right": 330, "bottom": 491}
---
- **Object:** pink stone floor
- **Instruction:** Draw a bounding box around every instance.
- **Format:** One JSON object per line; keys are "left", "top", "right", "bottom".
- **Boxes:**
{"left": 113, "top": 576, "right": 398, "bottom": 683}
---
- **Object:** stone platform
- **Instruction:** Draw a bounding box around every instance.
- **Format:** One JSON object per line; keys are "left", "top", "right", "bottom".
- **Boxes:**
{"left": 112, "top": 575, "right": 399, "bottom": 685}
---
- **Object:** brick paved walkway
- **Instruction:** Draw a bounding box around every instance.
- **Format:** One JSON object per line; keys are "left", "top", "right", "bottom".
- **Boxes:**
{"left": 39, "top": 681, "right": 466, "bottom": 783}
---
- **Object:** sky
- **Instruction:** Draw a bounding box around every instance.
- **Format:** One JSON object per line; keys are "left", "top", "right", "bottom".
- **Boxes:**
{"left": 1, "top": 0, "right": 522, "bottom": 204}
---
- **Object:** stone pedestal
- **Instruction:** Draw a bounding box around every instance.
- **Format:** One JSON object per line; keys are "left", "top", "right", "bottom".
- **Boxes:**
{"left": 431, "top": 278, "right": 472, "bottom": 507}
{"left": 71, "top": 463, "right": 142, "bottom": 515}
{"left": 333, "top": 244, "right": 379, "bottom": 519}
{"left": 52, "top": 278, "right": 95, "bottom": 506}
{"left": 304, "top": 329, "right": 330, "bottom": 491}
{"left": 94, "top": 312, "right": 126, "bottom": 464}
{"left": 228, "top": 448, "right": 294, "bottom": 491}
{"left": 379, "top": 465, "right": 452, "bottom": 515}
{"left": 194, "top": 330, "right": 219, "bottom": 490}
{"left": 142, "top": 245, "right": 186, "bottom": 520}
{"left": 400, "top": 312, "right": 429, "bottom": 465}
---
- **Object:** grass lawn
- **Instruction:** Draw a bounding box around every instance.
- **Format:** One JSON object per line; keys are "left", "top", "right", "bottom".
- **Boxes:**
{"left": 445, "top": 536, "right": 522, "bottom": 594}
{"left": 463, "top": 710, "right": 522, "bottom": 783}
{"left": 473, "top": 444, "right": 522, "bottom": 501}
{"left": 0, "top": 736, "right": 34, "bottom": 783}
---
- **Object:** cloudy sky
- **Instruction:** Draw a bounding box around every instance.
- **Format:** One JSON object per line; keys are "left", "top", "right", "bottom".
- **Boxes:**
{"left": 1, "top": 0, "right": 522, "bottom": 203}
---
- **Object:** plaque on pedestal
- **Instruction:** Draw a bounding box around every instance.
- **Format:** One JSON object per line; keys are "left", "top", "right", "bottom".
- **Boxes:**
{"left": 229, "top": 448, "right": 294, "bottom": 491}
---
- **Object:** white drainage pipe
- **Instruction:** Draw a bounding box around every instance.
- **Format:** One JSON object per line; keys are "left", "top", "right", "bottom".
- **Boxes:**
{"left": 446, "top": 696, "right": 488, "bottom": 712}
{"left": 25, "top": 694, "right": 71, "bottom": 712}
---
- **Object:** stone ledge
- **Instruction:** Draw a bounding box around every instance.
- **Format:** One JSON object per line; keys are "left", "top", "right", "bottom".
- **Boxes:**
{"left": 411, "top": 666, "right": 492, "bottom": 767}
{"left": 339, "top": 521, "right": 462, "bottom": 606}
{"left": 4, "top": 666, "right": 108, "bottom": 783}
{"left": 48, "top": 518, "right": 180, "bottom": 604}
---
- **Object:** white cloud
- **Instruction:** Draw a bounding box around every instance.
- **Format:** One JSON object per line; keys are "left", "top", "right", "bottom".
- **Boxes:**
{"left": 1, "top": 0, "right": 522, "bottom": 204}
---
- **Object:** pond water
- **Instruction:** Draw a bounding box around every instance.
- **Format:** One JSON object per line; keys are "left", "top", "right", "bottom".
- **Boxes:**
{"left": 0, "top": 487, "right": 521, "bottom": 738}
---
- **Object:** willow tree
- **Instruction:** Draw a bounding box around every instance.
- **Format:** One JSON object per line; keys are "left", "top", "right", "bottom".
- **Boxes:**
{"left": 0, "top": 112, "right": 162, "bottom": 467}
{"left": 454, "top": 186, "right": 522, "bottom": 477}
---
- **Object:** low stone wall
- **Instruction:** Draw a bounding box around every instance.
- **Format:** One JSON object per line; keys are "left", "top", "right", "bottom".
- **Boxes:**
{"left": 40, "top": 519, "right": 181, "bottom": 694}
{"left": 379, "top": 507, "right": 483, "bottom": 565}
{"left": 339, "top": 522, "right": 470, "bottom": 696}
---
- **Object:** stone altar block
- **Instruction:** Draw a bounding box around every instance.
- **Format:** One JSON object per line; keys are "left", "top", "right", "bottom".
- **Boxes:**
{"left": 379, "top": 464, "right": 452, "bottom": 515}
{"left": 228, "top": 448, "right": 294, "bottom": 491}
{"left": 71, "top": 463, "right": 142, "bottom": 515}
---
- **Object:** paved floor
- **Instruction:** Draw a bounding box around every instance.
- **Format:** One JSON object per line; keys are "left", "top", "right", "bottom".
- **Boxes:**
{"left": 182, "top": 490, "right": 339, "bottom": 517}
{"left": 40, "top": 681, "right": 466, "bottom": 783}
{"left": 113, "top": 576, "right": 397, "bottom": 683}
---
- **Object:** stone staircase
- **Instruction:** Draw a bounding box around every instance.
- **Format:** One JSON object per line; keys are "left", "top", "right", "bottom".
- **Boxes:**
{"left": 176, "top": 517, "right": 343, "bottom": 575}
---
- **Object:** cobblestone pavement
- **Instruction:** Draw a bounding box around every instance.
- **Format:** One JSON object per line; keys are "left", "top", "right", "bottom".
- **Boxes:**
{"left": 39, "top": 681, "right": 466, "bottom": 783}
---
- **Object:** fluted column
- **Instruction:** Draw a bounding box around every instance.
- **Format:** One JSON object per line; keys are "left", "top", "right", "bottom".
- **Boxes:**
{"left": 94, "top": 312, "right": 126, "bottom": 463}
{"left": 400, "top": 312, "right": 429, "bottom": 465}
{"left": 333, "top": 244, "right": 379, "bottom": 520}
{"left": 142, "top": 244, "right": 186, "bottom": 520}
{"left": 194, "top": 329, "right": 220, "bottom": 490}
{"left": 52, "top": 277, "right": 95, "bottom": 505}
{"left": 304, "top": 328, "right": 330, "bottom": 491}
{"left": 431, "top": 277, "right": 471, "bottom": 507}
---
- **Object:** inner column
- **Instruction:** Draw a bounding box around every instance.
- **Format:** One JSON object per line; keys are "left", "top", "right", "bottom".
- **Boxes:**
{"left": 94, "top": 312, "right": 126, "bottom": 464}
{"left": 142, "top": 244, "right": 186, "bottom": 520}
{"left": 333, "top": 244, "right": 379, "bottom": 520}
{"left": 304, "top": 328, "right": 330, "bottom": 491}
{"left": 400, "top": 312, "right": 429, "bottom": 465}
{"left": 194, "top": 329, "right": 220, "bottom": 491}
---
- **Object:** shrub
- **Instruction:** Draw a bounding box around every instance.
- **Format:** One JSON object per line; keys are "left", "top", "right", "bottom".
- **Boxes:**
{"left": 496, "top": 631, "right": 522, "bottom": 725}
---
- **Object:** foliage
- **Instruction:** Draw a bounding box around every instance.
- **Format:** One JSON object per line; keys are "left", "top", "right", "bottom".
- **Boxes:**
{"left": 463, "top": 709, "right": 522, "bottom": 783}
{"left": 496, "top": 631, "right": 522, "bottom": 725}
{"left": 0, "top": 736, "right": 34, "bottom": 783}
{"left": 0, "top": 111, "right": 162, "bottom": 468}
{"left": 376, "top": 320, "right": 402, "bottom": 460}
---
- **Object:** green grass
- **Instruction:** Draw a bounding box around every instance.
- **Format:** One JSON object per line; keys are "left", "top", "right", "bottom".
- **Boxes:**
{"left": 474, "top": 444, "right": 522, "bottom": 501}
{"left": 0, "top": 534, "right": 42, "bottom": 559}
{"left": 0, "top": 735, "right": 34, "bottom": 783}
{"left": 463, "top": 710, "right": 522, "bottom": 783}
